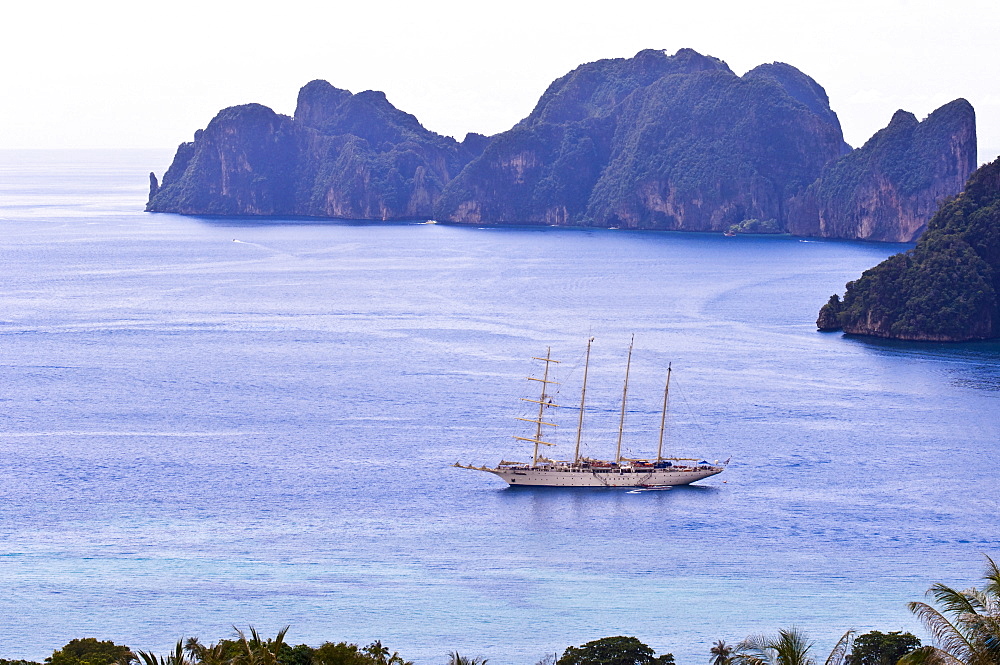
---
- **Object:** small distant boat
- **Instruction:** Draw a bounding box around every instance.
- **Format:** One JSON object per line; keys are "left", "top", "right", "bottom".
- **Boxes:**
{"left": 723, "top": 230, "right": 736, "bottom": 237}
{"left": 455, "top": 338, "right": 727, "bottom": 488}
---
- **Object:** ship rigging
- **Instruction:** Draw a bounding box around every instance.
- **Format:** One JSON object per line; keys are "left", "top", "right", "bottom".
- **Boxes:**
{"left": 454, "top": 338, "right": 726, "bottom": 488}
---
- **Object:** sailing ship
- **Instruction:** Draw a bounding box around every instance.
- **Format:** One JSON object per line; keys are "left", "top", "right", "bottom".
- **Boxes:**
{"left": 455, "top": 338, "right": 727, "bottom": 488}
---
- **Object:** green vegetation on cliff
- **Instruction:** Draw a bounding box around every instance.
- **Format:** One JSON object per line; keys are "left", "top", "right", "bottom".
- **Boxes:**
{"left": 789, "top": 99, "right": 977, "bottom": 241}
{"left": 818, "top": 103, "right": 972, "bottom": 201}
{"left": 149, "top": 104, "right": 299, "bottom": 216}
{"left": 435, "top": 49, "right": 848, "bottom": 230}
{"left": 147, "top": 83, "right": 483, "bottom": 220}
{"left": 727, "top": 218, "right": 782, "bottom": 234}
{"left": 818, "top": 156, "right": 1000, "bottom": 341}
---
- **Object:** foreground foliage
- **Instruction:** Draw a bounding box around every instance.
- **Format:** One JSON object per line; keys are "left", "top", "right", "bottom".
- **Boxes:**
{"left": 46, "top": 639, "right": 132, "bottom": 665}
{"left": 8, "top": 558, "right": 1000, "bottom": 665}
{"left": 846, "top": 632, "right": 921, "bottom": 665}
{"left": 557, "top": 637, "right": 673, "bottom": 665}
{"left": 446, "top": 654, "right": 488, "bottom": 665}
{"left": 902, "top": 555, "right": 1000, "bottom": 665}
{"left": 732, "top": 628, "right": 850, "bottom": 665}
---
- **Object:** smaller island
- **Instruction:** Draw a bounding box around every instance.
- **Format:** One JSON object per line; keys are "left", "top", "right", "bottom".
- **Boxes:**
{"left": 817, "top": 156, "right": 1000, "bottom": 341}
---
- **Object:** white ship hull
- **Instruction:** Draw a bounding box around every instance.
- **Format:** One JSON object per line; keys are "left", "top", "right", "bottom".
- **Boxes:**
{"left": 468, "top": 464, "right": 723, "bottom": 487}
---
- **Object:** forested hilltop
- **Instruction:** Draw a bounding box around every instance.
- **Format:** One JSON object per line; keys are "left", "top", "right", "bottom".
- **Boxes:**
{"left": 147, "top": 49, "right": 975, "bottom": 242}
{"left": 818, "top": 156, "right": 1000, "bottom": 341}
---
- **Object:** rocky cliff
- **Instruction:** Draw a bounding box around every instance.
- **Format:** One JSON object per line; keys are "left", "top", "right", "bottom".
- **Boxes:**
{"left": 788, "top": 99, "right": 977, "bottom": 242}
{"left": 147, "top": 81, "right": 484, "bottom": 219}
{"left": 817, "top": 157, "right": 1000, "bottom": 341}
{"left": 434, "top": 49, "right": 850, "bottom": 230}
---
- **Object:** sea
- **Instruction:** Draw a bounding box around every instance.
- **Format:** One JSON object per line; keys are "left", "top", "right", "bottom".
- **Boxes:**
{"left": 1, "top": 149, "right": 998, "bottom": 664}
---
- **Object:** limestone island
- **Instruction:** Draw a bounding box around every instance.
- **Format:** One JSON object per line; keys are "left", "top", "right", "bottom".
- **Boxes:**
{"left": 147, "top": 48, "right": 976, "bottom": 243}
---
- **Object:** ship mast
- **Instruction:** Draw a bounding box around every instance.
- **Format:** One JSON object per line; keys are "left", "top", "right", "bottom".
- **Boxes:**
{"left": 514, "top": 347, "right": 560, "bottom": 467}
{"left": 656, "top": 362, "right": 672, "bottom": 462}
{"left": 615, "top": 335, "right": 634, "bottom": 463}
{"left": 573, "top": 337, "right": 594, "bottom": 464}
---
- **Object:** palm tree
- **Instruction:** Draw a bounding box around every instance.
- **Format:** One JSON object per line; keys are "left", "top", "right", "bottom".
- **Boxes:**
{"left": 712, "top": 641, "right": 734, "bottom": 665}
{"left": 447, "top": 652, "right": 489, "bottom": 665}
{"left": 135, "top": 641, "right": 190, "bottom": 665}
{"left": 230, "top": 626, "right": 290, "bottom": 665}
{"left": 734, "top": 629, "right": 853, "bottom": 665}
{"left": 363, "top": 641, "right": 413, "bottom": 665}
{"left": 183, "top": 637, "right": 229, "bottom": 665}
{"left": 902, "top": 555, "right": 1000, "bottom": 665}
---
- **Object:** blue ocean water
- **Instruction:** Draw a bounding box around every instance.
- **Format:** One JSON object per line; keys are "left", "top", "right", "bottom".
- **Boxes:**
{"left": 1, "top": 150, "right": 998, "bottom": 664}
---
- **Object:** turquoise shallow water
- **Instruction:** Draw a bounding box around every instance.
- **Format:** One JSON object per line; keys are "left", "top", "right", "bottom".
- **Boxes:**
{"left": 1, "top": 150, "right": 998, "bottom": 664}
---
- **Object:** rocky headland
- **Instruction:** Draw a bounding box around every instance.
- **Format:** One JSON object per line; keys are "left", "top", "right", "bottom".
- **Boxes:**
{"left": 817, "top": 156, "right": 1000, "bottom": 341}
{"left": 147, "top": 49, "right": 977, "bottom": 242}
{"left": 147, "top": 81, "right": 486, "bottom": 219}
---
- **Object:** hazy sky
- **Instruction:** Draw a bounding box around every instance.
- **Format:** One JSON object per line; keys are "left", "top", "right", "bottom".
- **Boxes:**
{"left": 3, "top": 0, "right": 998, "bottom": 163}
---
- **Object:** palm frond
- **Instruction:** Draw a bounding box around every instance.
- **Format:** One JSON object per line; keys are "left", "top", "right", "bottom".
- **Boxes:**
{"left": 172, "top": 640, "right": 190, "bottom": 665}
{"left": 273, "top": 627, "right": 290, "bottom": 651}
{"left": 897, "top": 646, "right": 957, "bottom": 665}
{"left": 964, "top": 590, "right": 994, "bottom": 611}
{"left": 824, "top": 631, "right": 853, "bottom": 665}
{"left": 449, "top": 652, "right": 487, "bottom": 665}
{"left": 230, "top": 627, "right": 255, "bottom": 665}
{"left": 909, "top": 601, "right": 974, "bottom": 664}
{"left": 135, "top": 652, "right": 163, "bottom": 665}
{"left": 735, "top": 634, "right": 776, "bottom": 665}
{"left": 712, "top": 640, "right": 735, "bottom": 665}
{"left": 184, "top": 638, "right": 203, "bottom": 661}
{"left": 732, "top": 654, "right": 769, "bottom": 665}
{"left": 930, "top": 584, "right": 983, "bottom": 616}
{"left": 134, "top": 643, "right": 186, "bottom": 665}
{"left": 734, "top": 629, "right": 815, "bottom": 665}
{"left": 773, "top": 628, "right": 815, "bottom": 665}
{"left": 981, "top": 555, "right": 1000, "bottom": 601}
